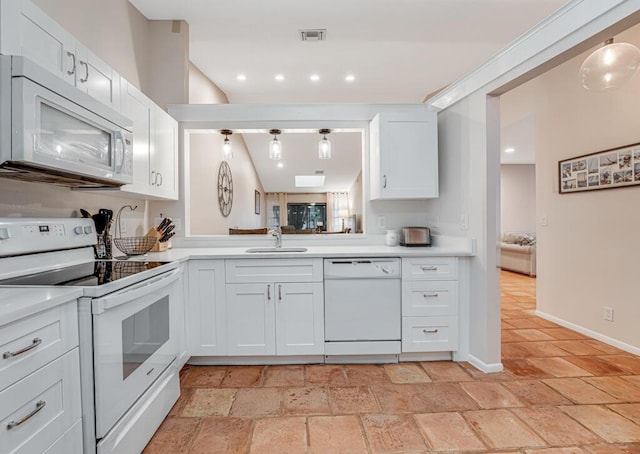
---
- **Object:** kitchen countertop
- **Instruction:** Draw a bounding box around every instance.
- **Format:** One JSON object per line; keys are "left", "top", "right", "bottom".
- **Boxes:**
{"left": 0, "top": 287, "right": 83, "bottom": 326}
{"left": 141, "top": 236, "right": 475, "bottom": 262}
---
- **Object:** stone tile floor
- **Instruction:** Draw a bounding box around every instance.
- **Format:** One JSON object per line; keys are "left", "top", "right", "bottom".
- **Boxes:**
{"left": 144, "top": 270, "right": 640, "bottom": 453}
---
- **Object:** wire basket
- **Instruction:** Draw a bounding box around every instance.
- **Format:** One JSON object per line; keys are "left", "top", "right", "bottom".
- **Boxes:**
{"left": 113, "top": 236, "right": 156, "bottom": 256}
{"left": 113, "top": 204, "right": 156, "bottom": 256}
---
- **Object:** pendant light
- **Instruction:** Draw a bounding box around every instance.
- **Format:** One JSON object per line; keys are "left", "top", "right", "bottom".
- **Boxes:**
{"left": 579, "top": 38, "right": 640, "bottom": 91}
{"left": 318, "top": 129, "right": 331, "bottom": 159}
{"left": 268, "top": 129, "right": 282, "bottom": 160}
{"left": 220, "top": 130, "right": 233, "bottom": 160}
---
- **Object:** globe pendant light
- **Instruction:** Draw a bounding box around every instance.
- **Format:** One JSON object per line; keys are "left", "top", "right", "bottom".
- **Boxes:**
{"left": 579, "top": 38, "right": 640, "bottom": 91}
{"left": 220, "top": 129, "right": 233, "bottom": 160}
{"left": 318, "top": 129, "right": 332, "bottom": 159}
{"left": 269, "top": 129, "right": 282, "bottom": 160}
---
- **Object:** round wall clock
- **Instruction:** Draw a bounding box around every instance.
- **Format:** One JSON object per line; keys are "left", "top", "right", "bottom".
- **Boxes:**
{"left": 217, "top": 161, "right": 233, "bottom": 217}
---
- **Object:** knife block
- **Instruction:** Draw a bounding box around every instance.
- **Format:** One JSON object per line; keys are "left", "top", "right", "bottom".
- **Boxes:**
{"left": 145, "top": 228, "right": 168, "bottom": 252}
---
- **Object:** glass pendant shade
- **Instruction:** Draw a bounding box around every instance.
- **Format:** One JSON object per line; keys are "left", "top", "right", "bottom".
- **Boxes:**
{"left": 220, "top": 130, "right": 233, "bottom": 160}
{"left": 318, "top": 129, "right": 331, "bottom": 159}
{"left": 579, "top": 39, "right": 640, "bottom": 91}
{"left": 268, "top": 129, "right": 282, "bottom": 160}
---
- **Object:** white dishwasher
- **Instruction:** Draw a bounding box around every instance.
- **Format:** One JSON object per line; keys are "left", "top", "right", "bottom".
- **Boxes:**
{"left": 324, "top": 258, "right": 401, "bottom": 357}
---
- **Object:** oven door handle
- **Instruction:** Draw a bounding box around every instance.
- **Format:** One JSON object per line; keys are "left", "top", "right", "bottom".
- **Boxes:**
{"left": 92, "top": 268, "right": 181, "bottom": 314}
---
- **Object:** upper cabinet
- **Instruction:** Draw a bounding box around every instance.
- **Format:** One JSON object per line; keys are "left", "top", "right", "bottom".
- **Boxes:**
{"left": 0, "top": 0, "right": 120, "bottom": 111}
{"left": 369, "top": 111, "right": 439, "bottom": 200}
{"left": 120, "top": 81, "right": 179, "bottom": 201}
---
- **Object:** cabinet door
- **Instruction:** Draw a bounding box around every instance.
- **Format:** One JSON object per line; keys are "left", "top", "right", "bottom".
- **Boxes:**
{"left": 1, "top": 0, "right": 76, "bottom": 85}
{"left": 74, "top": 45, "right": 120, "bottom": 111}
{"left": 275, "top": 282, "right": 324, "bottom": 356}
{"left": 151, "top": 106, "right": 179, "bottom": 200}
{"left": 370, "top": 111, "right": 438, "bottom": 200}
{"left": 186, "top": 261, "right": 226, "bottom": 356}
{"left": 225, "top": 283, "right": 276, "bottom": 356}
{"left": 120, "top": 81, "right": 152, "bottom": 196}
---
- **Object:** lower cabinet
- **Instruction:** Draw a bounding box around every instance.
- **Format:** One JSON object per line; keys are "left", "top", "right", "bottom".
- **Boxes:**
{"left": 225, "top": 282, "right": 324, "bottom": 356}
{"left": 186, "top": 260, "right": 226, "bottom": 356}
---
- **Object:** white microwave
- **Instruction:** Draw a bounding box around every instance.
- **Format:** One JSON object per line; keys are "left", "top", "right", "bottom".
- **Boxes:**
{"left": 0, "top": 56, "right": 133, "bottom": 188}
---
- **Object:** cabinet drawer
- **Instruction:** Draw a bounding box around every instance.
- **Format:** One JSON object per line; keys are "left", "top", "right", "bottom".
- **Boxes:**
{"left": 225, "top": 259, "right": 323, "bottom": 283}
{"left": 402, "top": 316, "right": 458, "bottom": 352}
{"left": 402, "top": 281, "right": 458, "bottom": 316}
{"left": 402, "top": 257, "right": 457, "bottom": 280}
{"left": 0, "top": 301, "right": 78, "bottom": 392}
{"left": 0, "top": 349, "right": 81, "bottom": 454}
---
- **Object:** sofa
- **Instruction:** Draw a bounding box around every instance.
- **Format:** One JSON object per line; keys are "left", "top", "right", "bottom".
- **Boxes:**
{"left": 499, "top": 232, "right": 536, "bottom": 276}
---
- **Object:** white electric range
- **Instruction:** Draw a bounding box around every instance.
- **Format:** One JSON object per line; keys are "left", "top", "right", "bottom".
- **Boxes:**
{"left": 0, "top": 217, "right": 182, "bottom": 454}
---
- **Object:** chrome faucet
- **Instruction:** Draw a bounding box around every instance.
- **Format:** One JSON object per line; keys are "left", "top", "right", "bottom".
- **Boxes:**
{"left": 272, "top": 226, "right": 282, "bottom": 248}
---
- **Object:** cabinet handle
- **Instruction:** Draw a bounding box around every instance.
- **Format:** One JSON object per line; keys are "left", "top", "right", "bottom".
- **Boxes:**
{"left": 66, "top": 52, "right": 76, "bottom": 75}
{"left": 157, "top": 172, "right": 163, "bottom": 187}
{"left": 383, "top": 174, "right": 387, "bottom": 188}
{"left": 3, "top": 338, "right": 42, "bottom": 359}
{"left": 422, "top": 292, "right": 438, "bottom": 298}
{"left": 423, "top": 329, "right": 439, "bottom": 334}
{"left": 421, "top": 265, "right": 437, "bottom": 271}
{"left": 79, "top": 61, "right": 89, "bottom": 83}
{"left": 151, "top": 170, "right": 157, "bottom": 186}
{"left": 278, "top": 284, "right": 282, "bottom": 301}
{"left": 6, "top": 400, "right": 46, "bottom": 430}
{"left": 267, "top": 284, "right": 271, "bottom": 301}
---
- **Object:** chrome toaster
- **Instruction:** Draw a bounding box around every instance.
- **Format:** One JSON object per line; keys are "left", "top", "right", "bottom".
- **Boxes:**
{"left": 400, "top": 227, "right": 431, "bottom": 247}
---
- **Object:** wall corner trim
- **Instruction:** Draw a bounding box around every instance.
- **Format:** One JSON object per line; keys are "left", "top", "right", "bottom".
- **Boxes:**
{"left": 466, "top": 355, "right": 504, "bottom": 374}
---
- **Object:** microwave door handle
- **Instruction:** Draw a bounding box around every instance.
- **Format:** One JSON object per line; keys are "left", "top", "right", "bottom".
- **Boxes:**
{"left": 92, "top": 268, "right": 181, "bottom": 314}
{"left": 114, "top": 131, "right": 125, "bottom": 172}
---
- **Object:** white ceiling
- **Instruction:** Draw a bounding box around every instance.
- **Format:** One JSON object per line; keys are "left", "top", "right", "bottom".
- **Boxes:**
{"left": 241, "top": 131, "right": 362, "bottom": 193}
{"left": 130, "top": 0, "right": 569, "bottom": 186}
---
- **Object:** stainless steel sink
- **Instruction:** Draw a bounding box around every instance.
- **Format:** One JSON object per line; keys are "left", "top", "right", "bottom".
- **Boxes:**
{"left": 245, "top": 247, "right": 308, "bottom": 253}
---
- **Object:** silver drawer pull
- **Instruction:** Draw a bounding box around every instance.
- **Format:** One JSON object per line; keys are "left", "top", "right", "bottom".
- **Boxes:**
{"left": 422, "top": 292, "right": 438, "bottom": 298}
{"left": 421, "top": 265, "right": 438, "bottom": 271}
{"left": 3, "top": 338, "right": 42, "bottom": 359}
{"left": 423, "top": 329, "right": 439, "bottom": 334}
{"left": 267, "top": 284, "right": 271, "bottom": 301}
{"left": 7, "top": 400, "right": 46, "bottom": 430}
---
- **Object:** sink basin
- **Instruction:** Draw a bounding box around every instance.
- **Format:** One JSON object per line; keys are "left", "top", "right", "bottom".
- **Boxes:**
{"left": 245, "top": 247, "right": 308, "bottom": 253}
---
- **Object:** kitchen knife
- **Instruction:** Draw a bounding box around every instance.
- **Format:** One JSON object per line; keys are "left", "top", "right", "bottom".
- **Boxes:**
{"left": 80, "top": 209, "right": 92, "bottom": 218}
{"left": 160, "top": 231, "right": 175, "bottom": 242}
{"left": 157, "top": 217, "right": 171, "bottom": 232}
{"left": 161, "top": 224, "right": 175, "bottom": 237}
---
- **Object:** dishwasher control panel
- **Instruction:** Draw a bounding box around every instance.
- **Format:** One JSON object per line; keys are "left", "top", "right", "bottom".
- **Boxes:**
{"left": 324, "top": 258, "right": 401, "bottom": 279}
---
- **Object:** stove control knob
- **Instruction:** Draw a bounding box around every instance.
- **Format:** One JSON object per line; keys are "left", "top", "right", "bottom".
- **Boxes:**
{"left": 84, "top": 226, "right": 93, "bottom": 234}
{"left": 0, "top": 227, "right": 10, "bottom": 240}
{"left": 74, "top": 226, "right": 84, "bottom": 235}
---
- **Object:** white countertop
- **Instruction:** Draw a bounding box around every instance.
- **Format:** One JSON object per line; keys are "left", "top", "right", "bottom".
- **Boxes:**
{"left": 0, "top": 287, "right": 83, "bottom": 326}
{"left": 141, "top": 236, "right": 475, "bottom": 262}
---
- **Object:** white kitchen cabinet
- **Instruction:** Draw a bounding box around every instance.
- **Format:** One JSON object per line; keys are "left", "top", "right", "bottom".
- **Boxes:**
{"left": 119, "top": 81, "right": 179, "bottom": 200}
{"left": 0, "top": 0, "right": 120, "bottom": 111}
{"left": 224, "top": 259, "right": 324, "bottom": 356}
{"left": 401, "top": 257, "right": 459, "bottom": 353}
{"left": 0, "top": 298, "right": 82, "bottom": 453}
{"left": 369, "top": 111, "right": 439, "bottom": 200}
{"left": 186, "top": 260, "right": 226, "bottom": 356}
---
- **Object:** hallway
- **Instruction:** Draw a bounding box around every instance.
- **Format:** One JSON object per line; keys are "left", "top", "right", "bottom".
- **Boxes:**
{"left": 144, "top": 270, "right": 640, "bottom": 453}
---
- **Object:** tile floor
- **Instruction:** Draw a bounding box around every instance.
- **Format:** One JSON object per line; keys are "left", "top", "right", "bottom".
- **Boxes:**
{"left": 144, "top": 270, "right": 640, "bottom": 453}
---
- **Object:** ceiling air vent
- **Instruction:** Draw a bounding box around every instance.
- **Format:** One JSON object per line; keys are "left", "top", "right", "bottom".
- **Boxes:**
{"left": 300, "top": 29, "right": 326, "bottom": 41}
{"left": 315, "top": 170, "right": 325, "bottom": 175}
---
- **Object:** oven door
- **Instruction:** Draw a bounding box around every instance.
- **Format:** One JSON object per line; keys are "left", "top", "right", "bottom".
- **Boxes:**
{"left": 91, "top": 267, "right": 181, "bottom": 438}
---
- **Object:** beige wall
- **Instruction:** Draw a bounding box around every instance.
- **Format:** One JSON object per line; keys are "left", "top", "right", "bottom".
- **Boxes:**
{"left": 502, "top": 24, "right": 640, "bottom": 350}
{"left": 500, "top": 164, "right": 536, "bottom": 234}
{"left": 189, "top": 63, "right": 229, "bottom": 104}
{"left": 188, "top": 132, "right": 265, "bottom": 235}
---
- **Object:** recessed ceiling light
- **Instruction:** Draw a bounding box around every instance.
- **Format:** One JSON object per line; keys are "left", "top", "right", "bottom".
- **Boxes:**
{"left": 504, "top": 147, "right": 515, "bottom": 153}
{"left": 277, "top": 162, "right": 284, "bottom": 168}
{"left": 236, "top": 74, "right": 247, "bottom": 81}
{"left": 275, "top": 74, "right": 285, "bottom": 81}
{"left": 345, "top": 74, "right": 355, "bottom": 82}
{"left": 310, "top": 74, "right": 320, "bottom": 82}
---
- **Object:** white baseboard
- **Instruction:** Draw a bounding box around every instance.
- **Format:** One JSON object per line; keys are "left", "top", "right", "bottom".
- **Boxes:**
{"left": 466, "top": 354, "right": 504, "bottom": 373}
{"left": 535, "top": 310, "right": 640, "bottom": 356}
